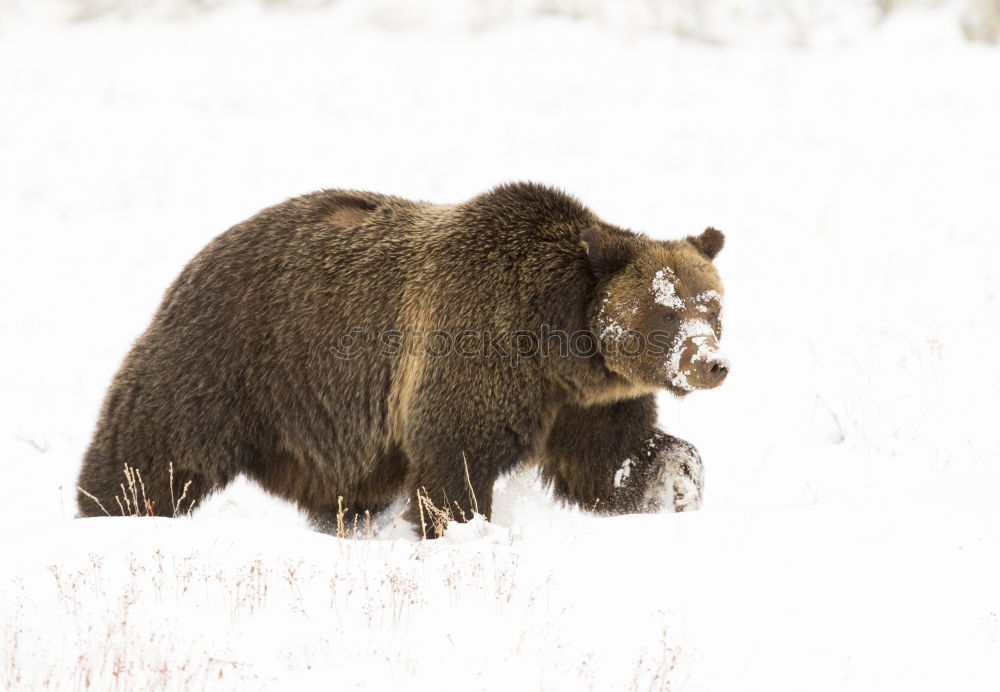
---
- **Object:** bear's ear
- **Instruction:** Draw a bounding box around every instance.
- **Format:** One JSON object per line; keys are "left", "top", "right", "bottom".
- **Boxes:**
{"left": 686, "top": 227, "right": 725, "bottom": 260}
{"left": 580, "top": 225, "right": 633, "bottom": 277}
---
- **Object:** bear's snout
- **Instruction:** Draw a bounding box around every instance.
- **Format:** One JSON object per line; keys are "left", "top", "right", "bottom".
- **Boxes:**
{"left": 671, "top": 333, "right": 730, "bottom": 391}
{"left": 698, "top": 356, "right": 729, "bottom": 387}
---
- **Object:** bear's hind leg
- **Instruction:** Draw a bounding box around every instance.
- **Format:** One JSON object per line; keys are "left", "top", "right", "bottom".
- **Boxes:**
{"left": 76, "top": 447, "right": 216, "bottom": 518}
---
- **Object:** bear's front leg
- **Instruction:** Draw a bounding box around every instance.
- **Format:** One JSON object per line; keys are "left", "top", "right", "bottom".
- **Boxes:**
{"left": 539, "top": 395, "right": 704, "bottom": 514}
{"left": 628, "top": 432, "right": 704, "bottom": 513}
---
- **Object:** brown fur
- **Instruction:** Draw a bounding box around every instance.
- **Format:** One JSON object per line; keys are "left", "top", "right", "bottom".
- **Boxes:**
{"left": 77, "top": 182, "right": 726, "bottom": 529}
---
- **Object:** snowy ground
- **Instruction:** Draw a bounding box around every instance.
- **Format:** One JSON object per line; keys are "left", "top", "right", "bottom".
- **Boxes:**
{"left": 1, "top": 2, "right": 999, "bottom": 690}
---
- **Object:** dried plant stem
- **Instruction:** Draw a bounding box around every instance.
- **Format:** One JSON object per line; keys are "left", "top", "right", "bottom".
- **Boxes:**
{"left": 461, "top": 452, "right": 478, "bottom": 515}
{"left": 417, "top": 488, "right": 428, "bottom": 540}
{"left": 173, "top": 480, "right": 192, "bottom": 517}
{"left": 416, "top": 487, "right": 453, "bottom": 539}
{"left": 134, "top": 468, "right": 151, "bottom": 516}
{"left": 76, "top": 486, "right": 112, "bottom": 517}
{"left": 169, "top": 462, "right": 176, "bottom": 515}
{"left": 124, "top": 464, "right": 140, "bottom": 515}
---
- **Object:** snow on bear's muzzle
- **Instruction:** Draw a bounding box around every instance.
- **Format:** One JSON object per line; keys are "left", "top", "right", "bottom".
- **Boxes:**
{"left": 665, "top": 318, "right": 730, "bottom": 391}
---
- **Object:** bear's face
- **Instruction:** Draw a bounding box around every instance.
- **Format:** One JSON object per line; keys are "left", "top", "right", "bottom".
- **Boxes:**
{"left": 583, "top": 226, "right": 729, "bottom": 397}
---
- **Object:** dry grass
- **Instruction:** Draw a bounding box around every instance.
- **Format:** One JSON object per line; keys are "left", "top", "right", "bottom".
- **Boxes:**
{"left": 3, "top": 495, "right": 682, "bottom": 691}
{"left": 76, "top": 460, "right": 479, "bottom": 542}
{"left": 77, "top": 462, "right": 194, "bottom": 519}
{"left": 413, "top": 453, "right": 483, "bottom": 539}
{"left": 416, "top": 487, "right": 454, "bottom": 540}
{"left": 54, "top": 464, "right": 680, "bottom": 688}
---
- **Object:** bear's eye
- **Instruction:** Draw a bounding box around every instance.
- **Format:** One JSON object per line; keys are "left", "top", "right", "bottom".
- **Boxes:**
{"left": 661, "top": 311, "right": 678, "bottom": 324}
{"left": 708, "top": 311, "right": 720, "bottom": 322}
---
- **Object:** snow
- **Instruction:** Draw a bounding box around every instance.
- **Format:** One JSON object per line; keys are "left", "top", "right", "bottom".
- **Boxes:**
{"left": 689, "top": 335, "right": 726, "bottom": 369}
{"left": 598, "top": 296, "right": 631, "bottom": 342}
{"left": 693, "top": 290, "right": 722, "bottom": 314}
{"left": 652, "top": 267, "right": 685, "bottom": 311}
{"left": 613, "top": 457, "right": 633, "bottom": 488}
{"left": 666, "top": 318, "right": 725, "bottom": 391}
{"left": 2, "top": 1, "right": 1000, "bottom": 690}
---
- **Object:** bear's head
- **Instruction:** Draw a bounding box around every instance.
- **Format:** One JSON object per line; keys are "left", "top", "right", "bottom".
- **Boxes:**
{"left": 581, "top": 225, "right": 728, "bottom": 397}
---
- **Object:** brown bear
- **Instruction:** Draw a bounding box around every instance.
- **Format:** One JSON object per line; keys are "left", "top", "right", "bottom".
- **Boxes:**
{"left": 76, "top": 182, "right": 728, "bottom": 531}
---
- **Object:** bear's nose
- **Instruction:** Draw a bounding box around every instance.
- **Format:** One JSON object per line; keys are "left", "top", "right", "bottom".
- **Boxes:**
{"left": 700, "top": 358, "right": 729, "bottom": 385}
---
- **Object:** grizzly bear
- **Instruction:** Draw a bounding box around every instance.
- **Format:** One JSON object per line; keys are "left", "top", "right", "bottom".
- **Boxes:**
{"left": 77, "top": 182, "right": 728, "bottom": 531}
